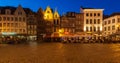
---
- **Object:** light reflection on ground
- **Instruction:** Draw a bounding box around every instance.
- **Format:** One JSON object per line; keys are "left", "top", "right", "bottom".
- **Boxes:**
{"left": 0, "top": 42, "right": 120, "bottom": 63}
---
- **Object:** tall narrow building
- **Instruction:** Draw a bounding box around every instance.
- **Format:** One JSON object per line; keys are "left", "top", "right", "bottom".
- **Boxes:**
{"left": 81, "top": 7, "right": 104, "bottom": 39}
{"left": 44, "top": 6, "right": 60, "bottom": 36}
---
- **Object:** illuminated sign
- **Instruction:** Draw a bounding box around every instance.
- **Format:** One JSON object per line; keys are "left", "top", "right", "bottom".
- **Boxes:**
{"left": 2, "top": 32, "right": 16, "bottom": 35}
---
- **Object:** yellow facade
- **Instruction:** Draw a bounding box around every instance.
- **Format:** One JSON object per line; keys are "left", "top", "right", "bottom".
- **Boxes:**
{"left": 44, "top": 6, "right": 60, "bottom": 33}
{"left": 44, "top": 6, "right": 53, "bottom": 21}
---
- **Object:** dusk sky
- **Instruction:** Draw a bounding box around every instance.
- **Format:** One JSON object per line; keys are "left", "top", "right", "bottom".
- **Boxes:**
{"left": 0, "top": 0, "right": 120, "bottom": 15}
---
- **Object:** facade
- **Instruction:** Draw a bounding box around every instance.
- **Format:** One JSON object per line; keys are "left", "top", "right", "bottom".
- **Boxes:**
{"left": 24, "top": 8, "right": 37, "bottom": 41}
{"left": 80, "top": 7, "right": 104, "bottom": 38}
{"left": 75, "top": 13, "right": 84, "bottom": 33}
{"left": 61, "top": 12, "right": 76, "bottom": 34}
{"left": 36, "top": 8, "right": 46, "bottom": 41}
{"left": 0, "top": 5, "right": 27, "bottom": 38}
{"left": 103, "top": 13, "right": 120, "bottom": 36}
{"left": 60, "top": 12, "right": 84, "bottom": 35}
{"left": 43, "top": 6, "right": 60, "bottom": 37}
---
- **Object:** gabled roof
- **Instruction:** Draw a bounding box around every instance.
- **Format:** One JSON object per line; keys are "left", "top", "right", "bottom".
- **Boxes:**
{"left": 104, "top": 12, "right": 120, "bottom": 19}
{"left": 0, "top": 6, "right": 16, "bottom": 14}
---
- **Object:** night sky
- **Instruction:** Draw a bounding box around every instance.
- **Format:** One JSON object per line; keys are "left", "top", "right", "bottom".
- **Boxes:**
{"left": 0, "top": 0, "right": 120, "bottom": 15}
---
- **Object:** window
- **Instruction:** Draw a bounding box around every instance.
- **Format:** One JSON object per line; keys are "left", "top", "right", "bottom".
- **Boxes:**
{"left": 98, "top": 19, "right": 100, "bottom": 24}
{"left": 112, "top": 25, "right": 115, "bottom": 30}
{"left": 86, "top": 19, "right": 89, "bottom": 24}
{"left": 90, "top": 13, "right": 92, "bottom": 17}
{"left": 47, "top": 11, "right": 50, "bottom": 13}
{"left": 94, "top": 19, "right": 96, "bottom": 24}
{"left": 94, "top": 27, "right": 96, "bottom": 32}
{"left": 94, "top": 13, "right": 96, "bottom": 16}
{"left": 98, "top": 26, "right": 100, "bottom": 31}
{"left": 104, "top": 27, "right": 106, "bottom": 31}
{"left": 90, "top": 19, "right": 92, "bottom": 24}
{"left": 90, "top": 27, "right": 92, "bottom": 31}
{"left": 57, "top": 19, "right": 59, "bottom": 25}
{"left": 98, "top": 13, "right": 100, "bottom": 16}
{"left": 3, "top": 17, "right": 6, "bottom": 21}
{"left": 112, "top": 19, "right": 115, "bottom": 23}
{"left": 104, "top": 21, "right": 107, "bottom": 25}
{"left": 108, "top": 20, "right": 111, "bottom": 24}
{"left": 108, "top": 26, "right": 110, "bottom": 31}
{"left": 86, "top": 27, "right": 88, "bottom": 32}
{"left": 118, "top": 18, "right": 120, "bottom": 23}
{"left": 54, "top": 20, "right": 56, "bottom": 24}
{"left": 6, "top": 9, "right": 10, "bottom": 15}
{"left": 86, "top": 13, "right": 89, "bottom": 16}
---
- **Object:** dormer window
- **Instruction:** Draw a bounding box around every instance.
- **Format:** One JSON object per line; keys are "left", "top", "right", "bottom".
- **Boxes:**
{"left": 47, "top": 11, "right": 50, "bottom": 13}
{"left": 6, "top": 9, "right": 11, "bottom": 15}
